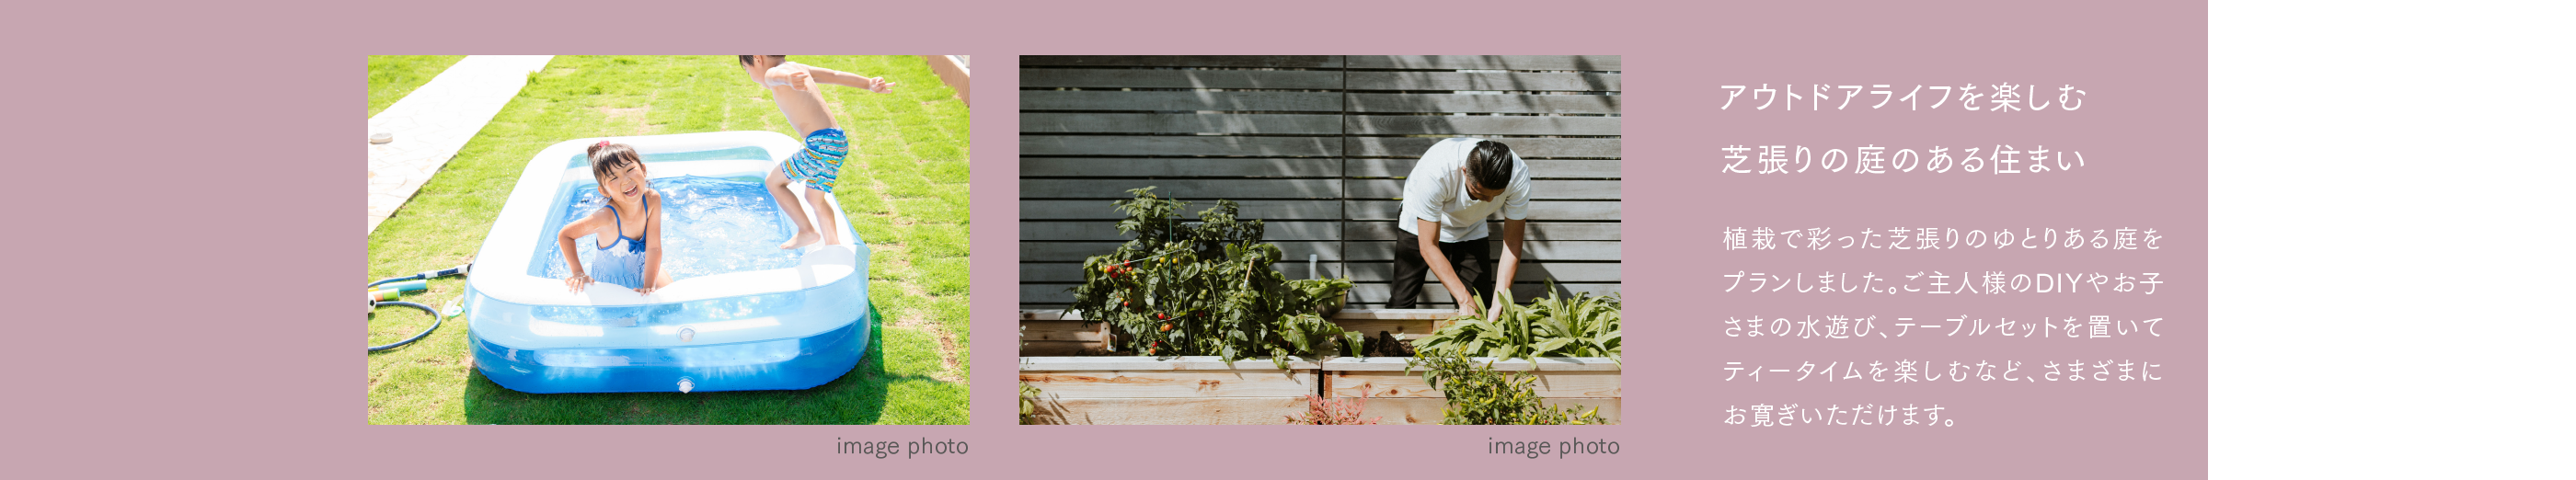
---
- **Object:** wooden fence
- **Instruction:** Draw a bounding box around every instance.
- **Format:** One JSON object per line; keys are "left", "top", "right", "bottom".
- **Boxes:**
{"left": 1020, "top": 55, "right": 1621, "bottom": 308}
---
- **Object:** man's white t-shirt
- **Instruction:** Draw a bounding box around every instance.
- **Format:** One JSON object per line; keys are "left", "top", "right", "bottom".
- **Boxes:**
{"left": 1398, "top": 137, "right": 1532, "bottom": 243}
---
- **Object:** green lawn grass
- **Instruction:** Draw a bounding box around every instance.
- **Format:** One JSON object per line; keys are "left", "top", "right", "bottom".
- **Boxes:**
{"left": 367, "top": 55, "right": 466, "bottom": 118}
{"left": 366, "top": 55, "right": 970, "bottom": 424}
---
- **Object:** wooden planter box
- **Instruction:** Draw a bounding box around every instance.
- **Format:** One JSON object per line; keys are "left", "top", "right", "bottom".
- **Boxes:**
{"left": 1018, "top": 310, "right": 1108, "bottom": 356}
{"left": 1020, "top": 356, "right": 1319, "bottom": 425}
{"left": 1322, "top": 308, "right": 1455, "bottom": 340}
{"left": 1321, "top": 357, "right": 1622, "bottom": 425}
{"left": 1020, "top": 308, "right": 1455, "bottom": 355}
{"left": 1018, "top": 309, "right": 1618, "bottom": 425}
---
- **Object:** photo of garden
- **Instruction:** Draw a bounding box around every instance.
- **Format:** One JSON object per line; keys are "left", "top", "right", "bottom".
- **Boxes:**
{"left": 1015, "top": 55, "right": 1622, "bottom": 425}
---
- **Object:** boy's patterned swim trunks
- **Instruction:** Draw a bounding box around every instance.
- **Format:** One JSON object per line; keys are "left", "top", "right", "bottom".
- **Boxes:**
{"left": 784, "top": 128, "right": 848, "bottom": 190}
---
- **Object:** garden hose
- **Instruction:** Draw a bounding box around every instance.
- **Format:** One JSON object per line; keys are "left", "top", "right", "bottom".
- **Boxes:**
{"left": 369, "top": 300, "right": 443, "bottom": 352}
{"left": 367, "top": 264, "right": 472, "bottom": 352}
{"left": 371, "top": 265, "right": 470, "bottom": 288}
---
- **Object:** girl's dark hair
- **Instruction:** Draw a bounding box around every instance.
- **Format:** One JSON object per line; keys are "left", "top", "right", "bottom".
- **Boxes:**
{"left": 1466, "top": 140, "right": 1518, "bottom": 191}
{"left": 737, "top": 55, "right": 786, "bottom": 66}
{"left": 588, "top": 142, "right": 643, "bottom": 182}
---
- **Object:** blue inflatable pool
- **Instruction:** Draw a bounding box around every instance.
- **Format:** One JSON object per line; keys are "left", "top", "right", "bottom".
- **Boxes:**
{"left": 466, "top": 131, "right": 869, "bottom": 394}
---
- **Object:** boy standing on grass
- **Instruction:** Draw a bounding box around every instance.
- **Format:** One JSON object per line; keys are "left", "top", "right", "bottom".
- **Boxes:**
{"left": 737, "top": 55, "right": 895, "bottom": 249}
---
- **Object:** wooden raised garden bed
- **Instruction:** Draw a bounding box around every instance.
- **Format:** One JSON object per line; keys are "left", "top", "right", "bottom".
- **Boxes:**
{"left": 1019, "top": 356, "right": 1318, "bottom": 425}
{"left": 1022, "top": 308, "right": 1622, "bottom": 425}
{"left": 1019, "top": 308, "right": 1453, "bottom": 355}
{"left": 1321, "top": 356, "right": 1621, "bottom": 425}
{"left": 1018, "top": 310, "right": 1108, "bottom": 356}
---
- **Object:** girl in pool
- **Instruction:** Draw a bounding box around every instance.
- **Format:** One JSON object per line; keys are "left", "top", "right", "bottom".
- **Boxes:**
{"left": 557, "top": 141, "right": 675, "bottom": 294}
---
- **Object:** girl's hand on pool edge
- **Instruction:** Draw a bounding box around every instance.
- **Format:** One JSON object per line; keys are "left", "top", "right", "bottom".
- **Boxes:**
{"left": 565, "top": 274, "right": 592, "bottom": 293}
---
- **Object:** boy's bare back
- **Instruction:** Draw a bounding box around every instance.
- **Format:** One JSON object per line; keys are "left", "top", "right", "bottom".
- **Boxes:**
{"left": 740, "top": 57, "right": 894, "bottom": 137}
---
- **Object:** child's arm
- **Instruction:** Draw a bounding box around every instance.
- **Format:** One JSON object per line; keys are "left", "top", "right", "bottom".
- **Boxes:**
{"left": 637, "top": 191, "right": 668, "bottom": 294}
{"left": 758, "top": 63, "right": 842, "bottom": 135}
{"left": 794, "top": 63, "right": 896, "bottom": 94}
{"left": 556, "top": 211, "right": 602, "bottom": 293}
{"left": 761, "top": 63, "right": 818, "bottom": 92}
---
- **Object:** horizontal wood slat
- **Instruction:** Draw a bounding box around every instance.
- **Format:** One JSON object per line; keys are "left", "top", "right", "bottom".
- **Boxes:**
{"left": 1023, "top": 55, "right": 1344, "bottom": 68}
{"left": 1019, "top": 370, "right": 1317, "bottom": 398}
{"left": 1023, "top": 261, "right": 1350, "bottom": 282}
{"left": 1020, "top": 356, "right": 1321, "bottom": 371}
{"left": 1328, "top": 371, "right": 1620, "bottom": 399}
{"left": 1024, "top": 157, "right": 1341, "bottom": 177}
{"left": 1021, "top": 90, "right": 1341, "bottom": 112}
{"left": 1342, "top": 397, "right": 1620, "bottom": 425}
{"left": 1346, "top": 55, "right": 1621, "bottom": 71}
{"left": 1348, "top": 93, "right": 1622, "bottom": 114}
{"left": 1023, "top": 397, "right": 1309, "bottom": 425}
{"left": 1344, "top": 158, "right": 1621, "bottom": 178}
{"left": 1020, "top": 221, "right": 1344, "bottom": 241}
{"left": 1347, "top": 137, "right": 1621, "bottom": 158}
{"left": 1328, "top": 319, "right": 1447, "bottom": 339}
{"left": 1022, "top": 113, "right": 1340, "bottom": 134}
{"left": 1343, "top": 241, "right": 1622, "bottom": 261}
{"left": 1324, "top": 356, "right": 1622, "bottom": 372}
{"left": 1021, "top": 241, "right": 1344, "bottom": 262}
{"left": 1022, "top": 135, "right": 1341, "bottom": 156}
{"left": 1018, "top": 320, "right": 1106, "bottom": 342}
{"left": 1346, "top": 283, "right": 1624, "bottom": 306}
{"left": 1021, "top": 69, "right": 1343, "bottom": 89}
{"left": 1019, "top": 283, "right": 1624, "bottom": 307}
{"left": 1345, "top": 261, "right": 1624, "bottom": 283}
{"left": 1022, "top": 200, "right": 1343, "bottom": 220}
{"left": 1345, "top": 179, "right": 1624, "bottom": 200}
{"left": 1022, "top": 178, "right": 1343, "bottom": 200}
{"left": 1347, "top": 72, "right": 1620, "bottom": 92}
{"left": 1345, "top": 115, "right": 1621, "bottom": 136}
{"left": 1018, "top": 309, "right": 1459, "bottom": 322}
{"left": 1342, "top": 221, "right": 1620, "bottom": 241}
{"left": 1345, "top": 200, "right": 1620, "bottom": 221}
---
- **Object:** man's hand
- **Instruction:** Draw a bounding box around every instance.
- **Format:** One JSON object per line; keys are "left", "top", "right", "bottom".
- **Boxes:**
{"left": 864, "top": 75, "right": 895, "bottom": 94}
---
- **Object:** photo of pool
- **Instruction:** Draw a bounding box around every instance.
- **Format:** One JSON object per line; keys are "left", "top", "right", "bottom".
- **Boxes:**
{"left": 465, "top": 131, "right": 871, "bottom": 394}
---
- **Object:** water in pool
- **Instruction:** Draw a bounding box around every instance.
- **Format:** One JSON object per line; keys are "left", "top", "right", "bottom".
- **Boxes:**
{"left": 536, "top": 175, "right": 808, "bottom": 284}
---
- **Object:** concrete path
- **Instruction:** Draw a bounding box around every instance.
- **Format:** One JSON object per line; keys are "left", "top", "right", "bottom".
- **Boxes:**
{"left": 367, "top": 55, "right": 553, "bottom": 234}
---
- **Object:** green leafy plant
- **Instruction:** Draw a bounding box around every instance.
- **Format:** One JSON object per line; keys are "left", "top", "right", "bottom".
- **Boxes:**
{"left": 1412, "top": 285, "right": 1622, "bottom": 363}
{"left": 1066, "top": 188, "right": 1360, "bottom": 369}
{"left": 1291, "top": 277, "right": 1354, "bottom": 315}
{"left": 1407, "top": 350, "right": 1605, "bottom": 425}
{"left": 1018, "top": 382, "right": 1045, "bottom": 425}
{"left": 1284, "top": 392, "right": 1381, "bottom": 425}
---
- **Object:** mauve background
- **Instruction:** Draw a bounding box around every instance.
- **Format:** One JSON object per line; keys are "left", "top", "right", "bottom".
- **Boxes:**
{"left": 1672, "top": 3, "right": 2207, "bottom": 477}
{"left": 6, "top": 1, "right": 2212, "bottom": 478}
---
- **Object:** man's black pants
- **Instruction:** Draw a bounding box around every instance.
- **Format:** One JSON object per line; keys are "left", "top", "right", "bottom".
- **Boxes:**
{"left": 1388, "top": 229, "right": 1495, "bottom": 309}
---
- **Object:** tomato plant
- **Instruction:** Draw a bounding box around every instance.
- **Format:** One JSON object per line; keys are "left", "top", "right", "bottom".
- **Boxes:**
{"left": 1066, "top": 188, "right": 1360, "bottom": 369}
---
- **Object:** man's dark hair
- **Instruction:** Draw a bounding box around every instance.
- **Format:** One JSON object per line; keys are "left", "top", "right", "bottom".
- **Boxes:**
{"left": 1466, "top": 140, "right": 1518, "bottom": 191}
{"left": 737, "top": 55, "right": 787, "bottom": 66}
